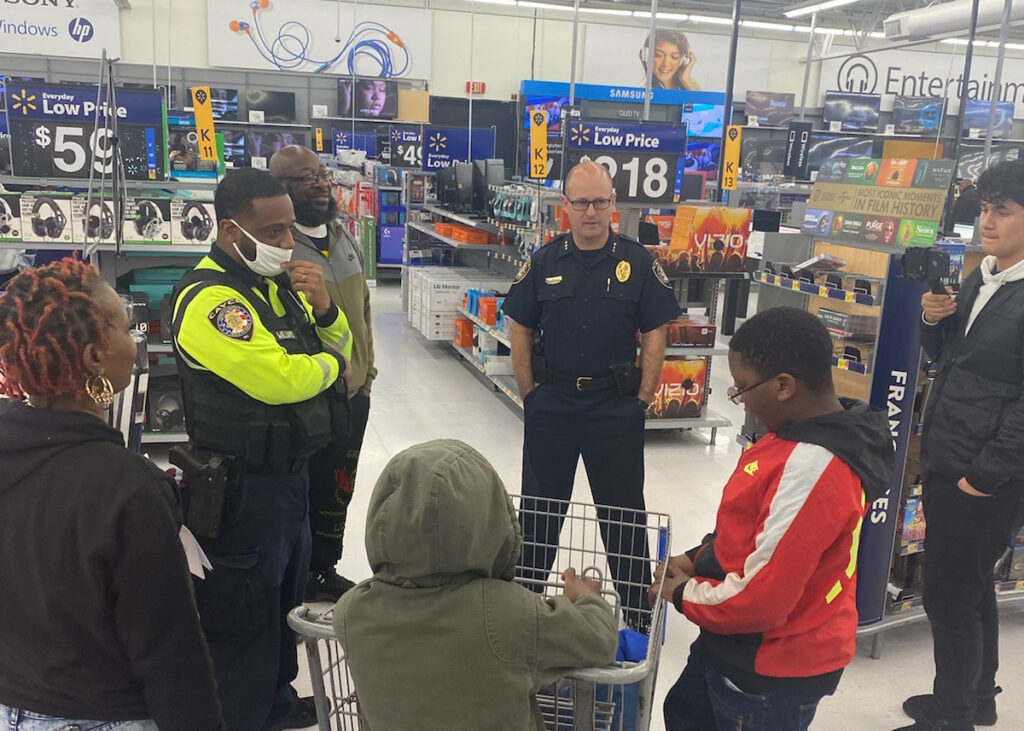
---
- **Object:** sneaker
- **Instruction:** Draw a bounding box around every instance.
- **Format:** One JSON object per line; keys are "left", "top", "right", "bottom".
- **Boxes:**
{"left": 304, "top": 569, "right": 356, "bottom": 603}
{"left": 264, "top": 695, "right": 318, "bottom": 730}
{"left": 903, "top": 687, "right": 1000, "bottom": 727}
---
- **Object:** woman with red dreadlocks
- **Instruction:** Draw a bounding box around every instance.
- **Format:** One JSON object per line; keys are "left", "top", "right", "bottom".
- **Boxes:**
{"left": 0, "top": 258, "right": 224, "bottom": 731}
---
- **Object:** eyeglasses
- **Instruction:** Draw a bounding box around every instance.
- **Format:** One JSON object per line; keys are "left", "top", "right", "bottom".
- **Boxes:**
{"left": 567, "top": 198, "right": 612, "bottom": 212}
{"left": 726, "top": 377, "right": 775, "bottom": 405}
{"left": 279, "top": 170, "right": 332, "bottom": 186}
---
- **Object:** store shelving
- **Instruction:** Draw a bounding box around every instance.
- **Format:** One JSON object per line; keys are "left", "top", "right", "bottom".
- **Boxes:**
{"left": 0, "top": 175, "right": 218, "bottom": 191}
{"left": 422, "top": 204, "right": 500, "bottom": 233}
{"left": 141, "top": 430, "right": 188, "bottom": 443}
{"left": 406, "top": 220, "right": 508, "bottom": 253}
{"left": 757, "top": 270, "right": 882, "bottom": 306}
{"left": 457, "top": 306, "right": 510, "bottom": 347}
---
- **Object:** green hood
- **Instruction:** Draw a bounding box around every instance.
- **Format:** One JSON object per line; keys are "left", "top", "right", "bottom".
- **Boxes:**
{"left": 365, "top": 440, "right": 522, "bottom": 588}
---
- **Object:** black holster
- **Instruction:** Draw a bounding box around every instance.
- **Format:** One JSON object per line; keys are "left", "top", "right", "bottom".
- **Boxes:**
{"left": 531, "top": 330, "right": 548, "bottom": 384}
{"left": 170, "top": 444, "right": 238, "bottom": 540}
{"left": 609, "top": 362, "right": 642, "bottom": 396}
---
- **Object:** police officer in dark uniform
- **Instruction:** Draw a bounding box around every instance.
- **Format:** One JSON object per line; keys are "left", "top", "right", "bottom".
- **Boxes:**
{"left": 502, "top": 161, "right": 681, "bottom": 627}
{"left": 170, "top": 169, "right": 353, "bottom": 731}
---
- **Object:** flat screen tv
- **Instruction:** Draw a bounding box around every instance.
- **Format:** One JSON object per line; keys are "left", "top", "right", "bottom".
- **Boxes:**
{"left": 339, "top": 78, "right": 399, "bottom": 119}
{"left": 682, "top": 103, "right": 724, "bottom": 137}
{"left": 956, "top": 143, "right": 1020, "bottom": 179}
{"left": 220, "top": 129, "right": 247, "bottom": 167}
{"left": 893, "top": 96, "right": 943, "bottom": 134}
{"left": 186, "top": 86, "right": 239, "bottom": 120}
{"left": 744, "top": 91, "right": 795, "bottom": 126}
{"left": 245, "top": 89, "right": 296, "bottom": 123}
{"left": 522, "top": 95, "right": 570, "bottom": 132}
{"left": 740, "top": 129, "right": 787, "bottom": 178}
{"left": 246, "top": 131, "right": 308, "bottom": 164}
{"left": 807, "top": 132, "right": 876, "bottom": 170}
{"left": 166, "top": 115, "right": 217, "bottom": 173}
{"left": 962, "top": 99, "right": 1015, "bottom": 138}
{"left": 822, "top": 91, "right": 881, "bottom": 132}
{"left": 680, "top": 171, "right": 707, "bottom": 201}
{"left": 683, "top": 138, "right": 720, "bottom": 174}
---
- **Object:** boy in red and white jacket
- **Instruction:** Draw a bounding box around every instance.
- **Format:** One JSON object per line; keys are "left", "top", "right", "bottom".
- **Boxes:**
{"left": 655, "top": 307, "right": 894, "bottom": 731}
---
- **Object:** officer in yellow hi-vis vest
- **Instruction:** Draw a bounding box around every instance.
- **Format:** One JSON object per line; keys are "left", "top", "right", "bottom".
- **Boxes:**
{"left": 170, "top": 169, "right": 352, "bottom": 731}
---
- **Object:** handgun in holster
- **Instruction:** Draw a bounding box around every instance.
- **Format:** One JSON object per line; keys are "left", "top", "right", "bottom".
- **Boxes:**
{"left": 169, "top": 444, "right": 238, "bottom": 540}
{"left": 531, "top": 330, "right": 548, "bottom": 384}
{"left": 609, "top": 362, "right": 643, "bottom": 396}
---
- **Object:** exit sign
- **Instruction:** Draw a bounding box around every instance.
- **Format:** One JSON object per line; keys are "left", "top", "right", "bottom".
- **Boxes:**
{"left": 466, "top": 81, "right": 486, "bottom": 94}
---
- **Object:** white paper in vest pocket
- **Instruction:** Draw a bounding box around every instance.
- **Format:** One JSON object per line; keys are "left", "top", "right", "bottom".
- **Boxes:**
{"left": 180, "top": 525, "right": 214, "bottom": 579}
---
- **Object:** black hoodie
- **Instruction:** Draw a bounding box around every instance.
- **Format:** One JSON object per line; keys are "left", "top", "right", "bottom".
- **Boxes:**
{"left": 0, "top": 400, "right": 223, "bottom": 730}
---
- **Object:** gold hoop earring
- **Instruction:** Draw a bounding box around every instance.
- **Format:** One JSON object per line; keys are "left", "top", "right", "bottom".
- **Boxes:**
{"left": 85, "top": 373, "right": 115, "bottom": 408}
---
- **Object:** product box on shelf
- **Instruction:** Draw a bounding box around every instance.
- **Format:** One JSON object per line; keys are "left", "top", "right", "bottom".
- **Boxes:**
{"left": 71, "top": 196, "right": 117, "bottom": 245}
{"left": 666, "top": 206, "right": 751, "bottom": 273}
{"left": 832, "top": 337, "right": 876, "bottom": 369}
{"left": 664, "top": 318, "right": 716, "bottom": 347}
{"left": 123, "top": 198, "right": 173, "bottom": 245}
{"left": 899, "top": 497, "right": 926, "bottom": 553}
{"left": 817, "top": 308, "right": 878, "bottom": 338}
{"left": 453, "top": 317, "right": 474, "bottom": 347}
{"left": 0, "top": 192, "right": 23, "bottom": 242}
{"left": 478, "top": 297, "right": 500, "bottom": 325}
{"left": 19, "top": 192, "right": 73, "bottom": 245}
{"left": 650, "top": 357, "right": 707, "bottom": 420}
{"left": 171, "top": 199, "right": 217, "bottom": 246}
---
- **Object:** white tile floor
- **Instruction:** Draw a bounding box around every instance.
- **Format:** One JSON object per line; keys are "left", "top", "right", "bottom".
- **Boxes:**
{"left": 302, "top": 283, "right": 1024, "bottom": 730}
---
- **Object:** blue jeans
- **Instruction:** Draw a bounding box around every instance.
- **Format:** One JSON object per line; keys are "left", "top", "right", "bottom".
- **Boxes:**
{"left": 664, "top": 638, "right": 826, "bottom": 731}
{"left": 0, "top": 704, "right": 158, "bottom": 730}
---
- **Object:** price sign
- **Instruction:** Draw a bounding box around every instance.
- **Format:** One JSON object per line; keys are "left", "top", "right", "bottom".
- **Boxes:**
{"left": 390, "top": 126, "right": 423, "bottom": 168}
{"left": 7, "top": 83, "right": 164, "bottom": 180}
{"left": 564, "top": 120, "right": 688, "bottom": 205}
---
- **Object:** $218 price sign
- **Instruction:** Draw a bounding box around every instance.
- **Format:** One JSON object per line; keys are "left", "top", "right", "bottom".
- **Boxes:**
{"left": 566, "top": 150, "right": 682, "bottom": 206}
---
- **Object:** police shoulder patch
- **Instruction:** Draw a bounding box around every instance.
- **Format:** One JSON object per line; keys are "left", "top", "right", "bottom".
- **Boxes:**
{"left": 653, "top": 260, "right": 672, "bottom": 289}
{"left": 513, "top": 256, "right": 532, "bottom": 285}
{"left": 208, "top": 299, "right": 254, "bottom": 341}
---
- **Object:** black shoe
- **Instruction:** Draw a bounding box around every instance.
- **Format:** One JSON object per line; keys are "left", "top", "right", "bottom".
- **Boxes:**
{"left": 903, "top": 688, "right": 1000, "bottom": 727}
{"left": 891, "top": 720, "right": 974, "bottom": 731}
{"left": 264, "top": 696, "right": 318, "bottom": 730}
{"left": 304, "top": 569, "right": 356, "bottom": 603}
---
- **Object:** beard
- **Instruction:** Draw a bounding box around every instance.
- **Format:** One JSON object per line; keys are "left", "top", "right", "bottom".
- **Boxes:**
{"left": 293, "top": 194, "right": 338, "bottom": 227}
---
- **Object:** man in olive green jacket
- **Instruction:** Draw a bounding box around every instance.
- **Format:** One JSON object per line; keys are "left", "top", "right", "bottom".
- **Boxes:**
{"left": 271, "top": 145, "right": 376, "bottom": 602}
{"left": 334, "top": 440, "right": 619, "bottom": 731}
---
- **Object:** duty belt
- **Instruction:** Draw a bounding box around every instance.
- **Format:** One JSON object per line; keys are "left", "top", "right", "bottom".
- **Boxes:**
{"left": 544, "top": 367, "right": 616, "bottom": 392}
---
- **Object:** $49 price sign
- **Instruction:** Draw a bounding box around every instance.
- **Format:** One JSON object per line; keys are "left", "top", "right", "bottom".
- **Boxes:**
{"left": 32, "top": 123, "right": 117, "bottom": 176}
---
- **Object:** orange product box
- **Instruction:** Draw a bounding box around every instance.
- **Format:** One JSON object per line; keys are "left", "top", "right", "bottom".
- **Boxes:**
{"left": 878, "top": 158, "right": 917, "bottom": 188}
{"left": 435, "top": 222, "right": 455, "bottom": 237}
{"left": 478, "top": 297, "right": 499, "bottom": 325}
{"left": 665, "top": 318, "right": 716, "bottom": 347}
{"left": 650, "top": 357, "right": 707, "bottom": 420}
{"left": 669, "top": 206, "right": 751, "bottom": 273}
{"left": 453, "top": 317, "right": 474, "bottom": 347}
{"left": 646, "top": 245, "right": 692, "bottom": 277}
{"left": 450, "top": 225, "right": 490, "bottom": 245}
{"left": 646, "top": 215, "right": 675, "bottom": 242}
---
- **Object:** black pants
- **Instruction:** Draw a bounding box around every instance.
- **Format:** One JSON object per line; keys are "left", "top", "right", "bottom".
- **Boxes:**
{"left": 306, "top": 391, "right": 370, "bottom": 572}
{"left": 516, "top": 384, "right": 652, "bottom": 625}
{"left": 921, "top": 473, "right": 1024, "bottom": 722}
{"left": 194, "top": 471, "right": 310, "bottom": 731}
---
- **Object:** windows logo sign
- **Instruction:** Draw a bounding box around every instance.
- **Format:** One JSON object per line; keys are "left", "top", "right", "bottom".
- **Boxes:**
{"left": 68, "top": 17, "right": 95, "bottom": 44}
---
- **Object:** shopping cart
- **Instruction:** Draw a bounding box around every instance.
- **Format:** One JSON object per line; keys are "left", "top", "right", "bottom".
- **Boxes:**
{"left": 287, "top": 497, "right": 671, "bottom": 731}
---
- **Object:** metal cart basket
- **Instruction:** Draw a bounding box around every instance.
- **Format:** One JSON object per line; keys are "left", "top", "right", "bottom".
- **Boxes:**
{"left": 288, "top": 497, "right": 671, "bottom": 731}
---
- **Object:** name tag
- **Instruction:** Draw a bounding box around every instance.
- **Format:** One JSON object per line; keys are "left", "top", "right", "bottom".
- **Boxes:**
{"left": 545, "top": 275, "right": 563, "bottom": 285}
{"left": 275, "top": 330, "right": 297, "bottom": 340}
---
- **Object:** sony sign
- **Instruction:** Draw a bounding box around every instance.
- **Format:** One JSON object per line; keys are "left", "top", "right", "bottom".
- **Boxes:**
{"left": 826, "top": 50, "right": 1024, "bottom": 118}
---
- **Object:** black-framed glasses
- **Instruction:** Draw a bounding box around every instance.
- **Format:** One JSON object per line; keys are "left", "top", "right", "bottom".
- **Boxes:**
{"left": 567, "top": 197, "right": 612, "bottom": 212}
{"left": 279, "top": 170, "right": 332, "bottom": 186}
{"left": 727, "top": 377, "right": 775, "bottom": 405}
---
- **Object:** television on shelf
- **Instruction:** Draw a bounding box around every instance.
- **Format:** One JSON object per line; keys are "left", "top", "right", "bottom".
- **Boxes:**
{"left": 893, "top": 96, "right": 943, "bottom": 135}
{"left": 684, "top": 138, "right": 720, "bottom": 174}
{"left": 807, "top": 132, "right": 875, "bottom": 171}
{"left": 961, "top": 99, "right": 1015, "bottom": 139}
{"left": 740, "top": 129, "right": 787, "bottom": 178}
{"left": 956, "top": 143, "right": 1020, "bottom": 179}
{"left": 822, "top": 91, "right": 881, "bottom": 132}
{"left": 166, "top": 114, "right": 217, "bottom": 174}
{"left": 185, "top": 86, "right": 239, "bottom": 120}
{"left": 522, "top": 96, "right": 571, "bottom": 132}
{"left": 744, "top": 91, "right": 795, "bottom": 126}
{"left": 245, "top": 89, "right": 296, "bottom": 123}
{"left": 246, "top": 130, "right": 308, "bottom": 165}
{"left": 338, "top": 78, "right": 399, "bottom": 120}
{"left": 682, "top": 103, "right": 724, "bottom": 137}
{"left": 220, "top": 129, "right": 247, "bottom": 167}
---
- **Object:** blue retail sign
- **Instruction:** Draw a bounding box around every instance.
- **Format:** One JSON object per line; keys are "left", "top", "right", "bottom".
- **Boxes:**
{"left": 565, "top": 120, "right": 687, "bottom": 154}
{"left": 521, "top": 79, "right": 725, "bottom": 108}
{"left": 857, "top": 255, "right": 925, "bottom": 625}
{"left": 422, "top": 128, "right": 495, "bottom": 170}
{"left": 4, "top": 83, "right": 163, "bottom": 125}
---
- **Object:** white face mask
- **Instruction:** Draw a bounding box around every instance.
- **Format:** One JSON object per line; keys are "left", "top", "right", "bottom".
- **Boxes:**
{"left": 228, "top": 219, "right": 292, "bottom": 277}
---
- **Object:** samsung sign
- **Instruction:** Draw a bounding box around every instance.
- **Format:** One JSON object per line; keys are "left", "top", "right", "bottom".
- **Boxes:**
{"left": 827, "top": 50, "right": 1024, "bottom": 118}
{"left": 0, "top": 0, "right": 119, "bottom": 60}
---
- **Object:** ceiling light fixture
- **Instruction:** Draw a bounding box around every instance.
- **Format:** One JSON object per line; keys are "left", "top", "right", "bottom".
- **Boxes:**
{"left": 517, "top": 1, "right": 574, "bottom": 11}
{"left": 688, "top": 14, "right": 735, "bottom": 26}
{"left": 783, "top": 0, "right": 862, "bottom": 20}
{"left": 743, "top": 20, "right": 796, "bottom": 32}
{"left": 579, "top": 7, "right": 634, "bottom": 16}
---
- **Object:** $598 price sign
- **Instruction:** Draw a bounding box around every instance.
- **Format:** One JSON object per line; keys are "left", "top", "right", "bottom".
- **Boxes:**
{"left": 31, "top": 123, "right": 117, "bottom": 176}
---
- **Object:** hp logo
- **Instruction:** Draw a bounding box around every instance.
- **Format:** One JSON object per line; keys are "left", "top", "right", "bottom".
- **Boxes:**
{"left": 837, "top": 54, "right": 879, "bottom": 94}
{"left": 69, "top": 17, "right": 95, "bottom": 43}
